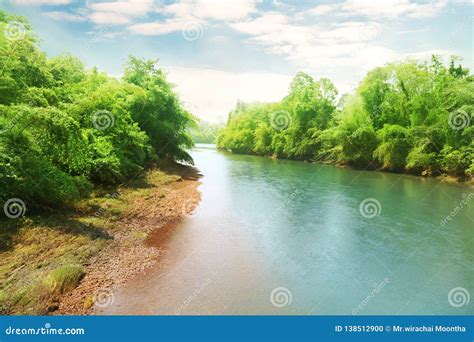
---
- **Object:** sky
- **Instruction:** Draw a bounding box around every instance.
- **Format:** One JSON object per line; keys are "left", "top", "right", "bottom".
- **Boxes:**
{"left": 1, "top": 0, "right": 473, "bottom": 123}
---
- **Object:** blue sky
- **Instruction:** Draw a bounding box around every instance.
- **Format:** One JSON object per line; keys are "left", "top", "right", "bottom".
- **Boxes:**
{"left": 1, "top": 0, "right": 473, "bottom": 122}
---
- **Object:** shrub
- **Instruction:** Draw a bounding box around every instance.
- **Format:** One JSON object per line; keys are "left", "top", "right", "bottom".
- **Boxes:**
{"left": 373, "top": 125, "right": 411, "bottom": 170}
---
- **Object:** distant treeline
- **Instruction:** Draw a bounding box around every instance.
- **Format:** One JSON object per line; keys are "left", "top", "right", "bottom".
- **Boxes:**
{"left": 0, "top": 11, "right": 195, "bottom": 209}
{"left": 218, "top": 57, "right": 473, "bottom": 179}
{"left": 190, "top": 121, "right": 224, "bottom": 144}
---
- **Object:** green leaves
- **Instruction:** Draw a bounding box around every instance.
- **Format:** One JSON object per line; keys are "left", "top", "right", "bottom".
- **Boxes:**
{"left": 123, "top": 56, "right": 196, "bottom": 163}
{"left": 218, "top": 58, "right": 472, "bottom": 179}
{"left": 373, "top": 125, "right": 411, "bottom": 170}
{"left": 0, "top": 10, "right": 196, "bottom": 209}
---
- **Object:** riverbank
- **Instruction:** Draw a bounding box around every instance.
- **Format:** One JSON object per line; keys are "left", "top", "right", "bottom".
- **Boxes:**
{"left": 0, "top": 163, "right": 201, "bottom": 315}
{"left": 219, "top": 148, "right": 473, "bottom": 186}
{"left": 315, "top": 159, "right": 474, "bottom": 186}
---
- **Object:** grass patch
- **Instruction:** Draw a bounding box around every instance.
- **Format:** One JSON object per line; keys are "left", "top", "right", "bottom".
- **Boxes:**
{"left": 0, "top": 168, "right": 179, "bottom": 315}
{"left": 44, "top": 265, "right": 85, "bottom": 294}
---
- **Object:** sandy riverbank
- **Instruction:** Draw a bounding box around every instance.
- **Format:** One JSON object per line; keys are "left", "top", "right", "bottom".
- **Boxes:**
{"left": 56, "top": 164, "right": 202, "bottom": 315}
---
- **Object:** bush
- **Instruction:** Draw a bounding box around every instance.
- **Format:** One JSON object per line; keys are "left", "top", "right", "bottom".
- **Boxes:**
{"left": 340, "top": 126, "right": 378, "bottom": 167}
{"left": 440, "top": 146, "right": 472, "bottom": 176}
{"left": 373, "top": 125, "right": 411, "bottom": 170}
{"left": 406, "top": 146, "right": 438, "bottom": 174}
{"left": 0, "top": 10, "right": 196, "bottom": 209}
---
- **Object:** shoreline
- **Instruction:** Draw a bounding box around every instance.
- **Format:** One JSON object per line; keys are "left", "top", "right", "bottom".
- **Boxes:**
{"left": 0, "top": 163, "right": 201, "bottom": 316}
{"left": 57, "top": 163, "right": 202, "bottom": 315}
{"left": 218, "top": 148, "right": 473, "bottom": 187}
{"left": 316, "top": 160, "right": 474, "bottom": 187}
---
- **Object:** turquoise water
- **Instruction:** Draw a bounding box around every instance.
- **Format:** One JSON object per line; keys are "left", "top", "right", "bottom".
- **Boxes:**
{"left": 100, "top": 144, "right": 473, "bottom": 315}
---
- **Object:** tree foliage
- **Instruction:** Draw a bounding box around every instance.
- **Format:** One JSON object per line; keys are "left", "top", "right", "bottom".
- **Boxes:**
{"left": 189, "top": 120, "right": 223, "bottom": 144}
{"left": 218, "top": 57, "right": 473, "bottom": 179}
{"left": 0, "top": 11, "right": 195, "bottom": 208}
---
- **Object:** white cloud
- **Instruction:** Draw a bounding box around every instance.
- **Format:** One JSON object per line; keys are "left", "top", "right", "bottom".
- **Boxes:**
{"left": 229, "top": 13, "right": 394, "bottom": 73}
{"left": 227, "top": 11, "right": 455, "bottom": 96}
{"left": 129, "top": 18, "right": 196, "bottom": 35}
{"left": 308, "top": 0, "right": 448, "bottom": 19}
{"left": 271, "top": 0, "right": 294, "bottom": 10}
{"left": 129, "top": 0, "right": 257, "bottom": 35}
{"left": 164, "top": 66, "right": 293, "bottom": 122}
{"left": 229, "top": 12, "right": 289, "bottom": 35}
{"left": 307, "top": 4, "right": 337, "bottom": 16}
{"left": 44, "top": 11, "right": 86, "bottom": 22}
{"left": 131, "top": 0, "right": 258, "bottom": 36}
{"left": 86, "top": 0, "right": 155, "bottom": 25}
{"left": 227, "top": 1, "right": 461, "bottom": 87}
{"left": 12, "top": 0, "right": 71, "bottom": 5}
{"left": 89, "top": 11, "right": 131, "bottom": 25}
{"left": 88, "top": 0, "right": 154, "bottom": 17}
{"left": 157, "top": 0, "right": 258, "bottom": 21}
{"left": 19, "top": 0, "right": 462, "bottom": 116}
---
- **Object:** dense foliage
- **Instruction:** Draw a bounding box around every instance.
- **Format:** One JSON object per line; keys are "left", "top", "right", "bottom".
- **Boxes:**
{"left": 218, "top": 58, "right": 473, "bottom": 179}
{"left": 189, "top": 120, "right": 223, "bottom": 144}
{"left": 0, "top": 11, "right": 195, "bottom": 208}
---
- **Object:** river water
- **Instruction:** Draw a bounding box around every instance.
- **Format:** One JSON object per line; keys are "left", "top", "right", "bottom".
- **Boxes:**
{"left": 98, "top": 144, "right": 473, "bottom": 315}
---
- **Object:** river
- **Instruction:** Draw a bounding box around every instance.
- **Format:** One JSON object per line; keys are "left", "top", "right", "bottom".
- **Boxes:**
{"left": 97, "top": 144, "right": 473, "bottom": 315}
